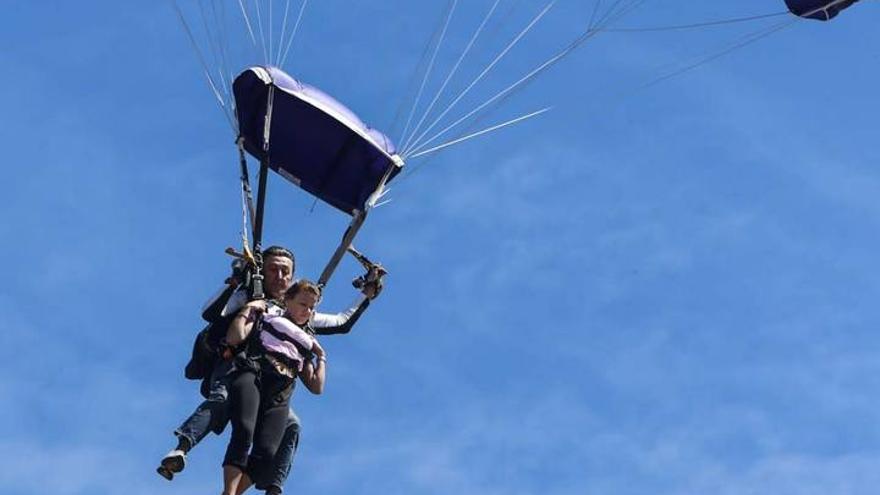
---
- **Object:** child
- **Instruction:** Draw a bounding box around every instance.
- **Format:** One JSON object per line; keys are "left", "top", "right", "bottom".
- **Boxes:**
{"left": 222, "top": 279, "right": 326, "bottom": 495}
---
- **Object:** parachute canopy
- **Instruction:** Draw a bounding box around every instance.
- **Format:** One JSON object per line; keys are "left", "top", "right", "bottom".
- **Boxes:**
{"left": 785, "top": 0, "right": 860, "bottom": 20}
{"left": 234, "top": 66, "right": 402, "bottom": 216}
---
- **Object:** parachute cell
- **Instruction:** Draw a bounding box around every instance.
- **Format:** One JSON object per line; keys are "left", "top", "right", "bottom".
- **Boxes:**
{"left": 233, "top": 66, "right": 402, "bottom": 216}
{"left": 785, "top": 0, "right": 860, "bottom": 20}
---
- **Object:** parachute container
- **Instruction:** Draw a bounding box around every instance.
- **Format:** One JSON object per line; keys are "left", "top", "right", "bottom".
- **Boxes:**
{"left": 785, "top": 0, "right": 859, "bottom": 20}
{"left": 234, "top": 67, "right": 402, "bottom": 216}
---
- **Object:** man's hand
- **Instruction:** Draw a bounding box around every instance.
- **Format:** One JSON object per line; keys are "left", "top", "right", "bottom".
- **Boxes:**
{"left": 245, "top": 299, "right": 268, "bottom": 314}
{"left": 360, "top": 265, "right": 385, "bottom": 299}
{"left": 362, "top": 279, "right": 383, "bottom": 299}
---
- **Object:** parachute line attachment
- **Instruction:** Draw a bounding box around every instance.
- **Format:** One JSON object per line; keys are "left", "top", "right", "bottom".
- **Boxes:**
{"left": 407, "top": 107, "right": 551, "bottom": 160}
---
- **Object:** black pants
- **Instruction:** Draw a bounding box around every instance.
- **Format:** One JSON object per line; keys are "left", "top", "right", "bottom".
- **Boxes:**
{"left": 224, "top": 367, "right": 292, "bottom": 488}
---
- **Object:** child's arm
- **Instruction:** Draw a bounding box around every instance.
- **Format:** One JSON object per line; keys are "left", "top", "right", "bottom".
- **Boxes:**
{"left": 299, "top": 341, "right": 326, "bottom": 394}
{"left": 226, "top": 300, "right": 267, "bottom": 346}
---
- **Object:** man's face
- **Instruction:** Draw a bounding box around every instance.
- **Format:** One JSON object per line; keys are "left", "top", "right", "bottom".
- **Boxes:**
{"left": 263, "top": 255, "right": 294, "bottom": 300}
{"left": 285, "top": 291, "right": 318, "bottom": 326}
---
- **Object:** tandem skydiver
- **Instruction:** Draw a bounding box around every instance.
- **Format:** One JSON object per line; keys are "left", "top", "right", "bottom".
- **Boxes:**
{"left": 157, "top": 245, "right": 383, "bottom": 494}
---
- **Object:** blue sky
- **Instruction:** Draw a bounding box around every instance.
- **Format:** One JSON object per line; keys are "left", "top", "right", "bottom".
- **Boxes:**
{"left": 2, "top": 1, "right": 879, "bottom": 494}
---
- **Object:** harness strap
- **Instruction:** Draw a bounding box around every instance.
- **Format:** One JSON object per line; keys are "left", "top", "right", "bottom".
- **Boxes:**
{"left": 261, "top": 320, "right": 309, "bottom": 348}
{"left": 250, "top": 80, "right": 277, "bottom": 300}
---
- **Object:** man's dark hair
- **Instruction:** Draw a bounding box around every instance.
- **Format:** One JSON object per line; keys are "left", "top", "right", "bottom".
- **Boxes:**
{"left": 263, "top": 245, "right": 296, "bottom": 273}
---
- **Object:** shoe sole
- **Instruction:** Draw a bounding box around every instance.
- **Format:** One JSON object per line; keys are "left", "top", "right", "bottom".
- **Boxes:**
{"left": 156, "top": 466, "right": 174, "bottom": 481}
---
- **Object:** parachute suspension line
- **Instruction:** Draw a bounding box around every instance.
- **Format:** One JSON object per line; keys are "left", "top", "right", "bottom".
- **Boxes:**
{"left": 237, "top": 139, "right": 256, "bottom": 259}
{"left": 629, "top": 0, "right": 865, "bottom": 85}
{"left": 481, "top": 0, "right": 524, "bottom": 49}
{"left": 404, "top": 39, "right": 567, "bottom": 158}
{"left": 401, "top": 1, "right": 556, "bottom": 157}
{"left": 600, "top": 0, "right": 651, "bottom": 34}
{"left": 262, "top": 0, "right": 273, "bottom": 63}
{"left": 237, "top": 139, "right": 257, "bottom": 232}
{"left": 316, "top": 162, "right": 396, "bottom": 289}
{"left": 402, "top": 0, "right": 555, "bottom": 156}
{"left": 587, "top": 0, "right": 623, "bottom": 30}
{"left": 236, "top": 0, "right": 258, "bottom": 47}
{"left": 806, "top": 0, "right": 860, "bottom": 20}
{"left": 268, "top": 0, "right": 274, "bottom": 65}
{"left": 275, "top": 0, "right": 293, "bottom": 67}
{"left": 591, "top": 0, "right": 646, "bottom": 34}
{"left": 171, "top": 0, "right": 235, "bottom": 132}
{"left": 603, "top": 0, "right": 640, "bottom": 21}
{"left": 388, "top": 1, "right": 450, "bottom": 139}
{"left": 405, "top": 0, "right": 644, "bottom": 159}
{"left": 398, "top": 0, "right": 644, "bottom": 180}
{"left": 262, "top": 83, "right": 276, "bottom": 155}
{"left": 423, "top": 0, "right": 527, "bottom": 142}
{"left": 588, "top": 0, "right": 604, "bottom": 30}
{"left": 317, "top": 211, "right": 367, "bottom": 289}
{"left": 399, "top": 1, "right": 638, "bottom": 180}
{"left": 240, "top": 189, "right": 251, "bottom": 257}
{"left": 252, "top": 0, "right": 270, "bottom": 66}
{"left": 605, "top": 11, "right": 789, "bottom": 32}
{"left": 198, "top": 0, "right": 231, "bottom": 111}
{"left": 606, "top": 0, "right": 850, "bottom": 105}
{"left": 208, "top": 0, "right": 235, "bottom": 124}
{"left": 250, "top": 168, "right": 272, "bottom": 301}
{"left": 251, "top": 84, "right": 276, "bottom": 300}
{"left": 398, "top": 0, "right": 459, "bottom": 149}
{"left": 636, "top": 17, "right": 798, "bottom": 91}
{"left": 278, "top": 0, "right": 309, "bottom": 68}
{"left": 372, "top": 198, "right": 393, "bottom": 209}
{"left": 408, "top": 107, "right": 551, "bottom": 159}
{"left": 629, "top": 0, "right": 857, "bottom": 91}
{"left": 401, "top": 0, "right": 502, "bottom": 154}
{"left": 591, "top": 0, "right": 636, "bottom": 30}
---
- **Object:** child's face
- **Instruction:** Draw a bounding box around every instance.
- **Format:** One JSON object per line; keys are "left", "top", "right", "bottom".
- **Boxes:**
{"left": 285, "top": 291, "right": 318, "bottom": 326}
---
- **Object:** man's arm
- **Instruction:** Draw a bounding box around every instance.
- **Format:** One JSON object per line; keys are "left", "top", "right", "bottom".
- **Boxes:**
{"left": 201, "top": 285, "right": 247, "bottom": 322}
{"left": 310, "top": 296, "right": 371, "bottom": 335}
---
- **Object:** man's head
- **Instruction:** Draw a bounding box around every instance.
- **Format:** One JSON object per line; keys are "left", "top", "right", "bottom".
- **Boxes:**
{"left": 284, "top": 279, "right": 321, "bottom": 326}
{"left": 262, "top": 245, "right": 295, "bottom": 300}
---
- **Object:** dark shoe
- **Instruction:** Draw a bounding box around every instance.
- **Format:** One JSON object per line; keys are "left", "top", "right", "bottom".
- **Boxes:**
{"left": 156, "top": 465, "right": 174, "bottom": 481}
{"left": 159, "top": 449, "right": 187, "bottom": 478}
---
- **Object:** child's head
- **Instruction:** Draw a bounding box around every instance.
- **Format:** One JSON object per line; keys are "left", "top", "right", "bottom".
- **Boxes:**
{"left": 284, "top": 279, "right": 321, "bottom": 326}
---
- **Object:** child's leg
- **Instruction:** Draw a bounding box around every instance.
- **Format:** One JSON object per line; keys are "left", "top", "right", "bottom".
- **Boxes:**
{"left": 222, "top": 371, "right": 260, "bottom": 495}
{"left": 247, "top": 374, "right": 294, "bottom": 490}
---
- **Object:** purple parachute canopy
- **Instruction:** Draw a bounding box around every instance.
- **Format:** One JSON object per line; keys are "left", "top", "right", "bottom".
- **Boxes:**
{"left": 785, "top": 0, "right": 860, "bottom": 20}
{"left": 233, "top": 66, "right": 402, "bottom": 216}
